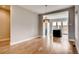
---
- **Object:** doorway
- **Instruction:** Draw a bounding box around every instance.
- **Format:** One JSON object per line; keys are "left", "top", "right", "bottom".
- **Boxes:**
{"left": 0, "top": 5, "right": 10, "bottom": 47}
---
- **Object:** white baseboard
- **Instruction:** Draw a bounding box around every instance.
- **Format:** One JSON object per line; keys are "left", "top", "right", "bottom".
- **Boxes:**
{"left": 10, "top": 36, "right": 40, "bottom": 46}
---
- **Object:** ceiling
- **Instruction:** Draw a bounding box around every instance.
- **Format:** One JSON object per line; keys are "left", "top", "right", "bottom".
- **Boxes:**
{"left": 20, "top": 5, "right": 73, "bottom": 14}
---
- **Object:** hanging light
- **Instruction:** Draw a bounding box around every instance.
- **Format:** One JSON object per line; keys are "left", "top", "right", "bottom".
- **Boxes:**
{"left": 43, "top": 5, "right": 49, "bottom": 23}
{"left": 44, "top": 5, "right": 48, "bottom": 19}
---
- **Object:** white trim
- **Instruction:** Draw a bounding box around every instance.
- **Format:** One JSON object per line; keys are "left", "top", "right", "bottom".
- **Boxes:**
{"left": 10, "top": 36, "right": 40, "bottom": 46}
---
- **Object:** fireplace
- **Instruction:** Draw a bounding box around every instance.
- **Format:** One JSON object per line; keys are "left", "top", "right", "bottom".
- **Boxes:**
{"left": 53, "top": 30, "right": 62, "bottom": 37}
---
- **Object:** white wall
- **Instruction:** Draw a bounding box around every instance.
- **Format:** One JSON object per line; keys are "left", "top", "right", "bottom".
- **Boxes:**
{"left": 75, "top": 6, "right": 79, "bottom": 53}
{"left": 11, "top": 6, "right": 39, "bottom": 45}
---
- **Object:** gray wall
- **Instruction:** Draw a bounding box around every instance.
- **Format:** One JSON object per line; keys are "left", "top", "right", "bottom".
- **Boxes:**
{"left": 68, "top": 7, "right": 75, "bottom": 39}
{"left": 11, "top": 6, "right": 39, "bottom": 45}
{"left": 38, "top": 15, "right": 43, "bottom": 36}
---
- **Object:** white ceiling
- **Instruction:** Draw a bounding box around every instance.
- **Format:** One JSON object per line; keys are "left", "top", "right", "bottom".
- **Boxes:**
{"left": 20, "top": 5, "right": 72, "bottom": 14}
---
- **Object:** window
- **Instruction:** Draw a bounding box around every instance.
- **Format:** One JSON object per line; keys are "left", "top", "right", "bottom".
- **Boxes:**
{"left": 52, "top": 22, "right": 56, "bottom": 26}
{"left": 57, "top": 21, "right": 61, "bottom": 26}
{"left": 63, "top": 21, "right": 67, "bottom": 26}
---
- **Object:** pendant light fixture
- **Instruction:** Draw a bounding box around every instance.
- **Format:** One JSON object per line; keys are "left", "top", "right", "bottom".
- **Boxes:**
{"left": 43, "top": 5, "right": 49, "bottom": 23}
{"left": 44, "top": 5, "right": 48, "bottom": 19}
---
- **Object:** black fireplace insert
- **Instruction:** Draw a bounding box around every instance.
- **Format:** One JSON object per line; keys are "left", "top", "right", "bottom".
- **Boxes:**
{"left": 53, "top": 30, "right": 61, "bottom": 37}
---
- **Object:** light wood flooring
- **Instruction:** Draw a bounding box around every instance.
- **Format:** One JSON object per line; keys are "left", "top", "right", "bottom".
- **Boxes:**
{"left": 0, "top": 36, "right": 77, "bottom": 54}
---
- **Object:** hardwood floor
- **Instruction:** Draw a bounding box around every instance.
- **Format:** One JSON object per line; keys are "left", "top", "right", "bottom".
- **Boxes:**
{"left": 0, "top": 36, "right": 77, "bottom": 54}
{"left": 0, "top": 38, "right": 10, "bottom": 47}
{"left": 0, "top": 38, "right": 48, "bottom": 54}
